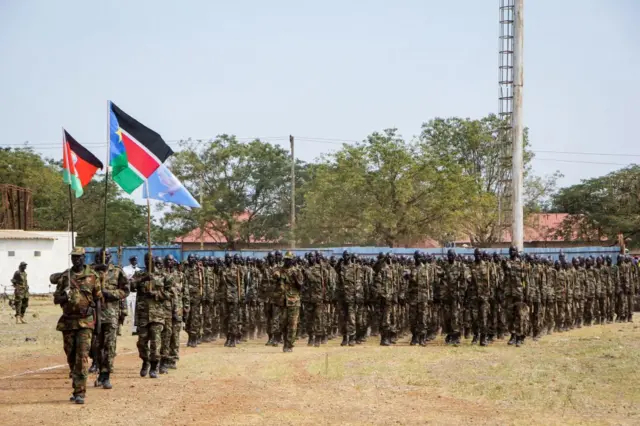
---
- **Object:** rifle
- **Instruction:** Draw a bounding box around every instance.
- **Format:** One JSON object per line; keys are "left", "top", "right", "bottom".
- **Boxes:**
{"left": 92, "top": 298, "right": 102, "bottom": 373}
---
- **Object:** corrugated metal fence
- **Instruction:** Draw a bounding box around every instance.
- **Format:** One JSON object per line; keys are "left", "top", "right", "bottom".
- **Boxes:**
{"left": 86, "top": 245, "right": 621, "bottom": 265}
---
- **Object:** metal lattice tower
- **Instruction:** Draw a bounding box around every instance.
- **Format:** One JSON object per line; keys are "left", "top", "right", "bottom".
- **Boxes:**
{"left": 498, "top": 0, "right": 515, "bottom": 241}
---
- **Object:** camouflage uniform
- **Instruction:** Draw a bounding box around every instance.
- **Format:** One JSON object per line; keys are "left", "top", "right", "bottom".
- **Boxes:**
{"left": 504, "top": 258, "right": 529, "bottom": 339}
{"left": 135, "top": 270, "right": 173, "bottom": 364}
{"left": 303, "top": 262, "right": 327, "bottom": 342}
{"left": 338, "top": 262, "right": 364, "bottom": 340}
{"left": 275, "top": 264, "right": 303, "bottom": 350}
{"left": 53, "top": 264, "right": 102, "bottom": 400}
{"left": 408, "top": 262, "right": 431, "bottom": 341}
{"left": 261, "top": 263, "right": 280, "bottom": 342}
{"left": 11, "top": 269, "right": 29, "bottom": 319}
{"left": 528, "top": 262, "right": 543, "bottom": 339}
{"left": 220, "top": 263, "right": 243, "bottom": 340}
{"left": 184, "top": 264, "right": 204, "bottom": 342}
{"left": 545, "top": 264, "right": 556, "bottom": 333}
{"left": 470, "top": 260, "right": 491, "bottom": 339}
{"left": 584, "top": 266, "right": 597, "bottom": 325}
{"left": 202, "top": 264, "right": 216, "bottom": 340}
{"left": 162, "top": 269, "right": 190, "bottom": 365}
{"left": 573, "top": 265, "right": 585, "bottom": 327}
{"left": 599, "top": 264, "right": 613, "bottom": 323}
{"left": 564, "top": 266, "right": 575, "bottom": 329}
{"left": 244, "top": 263, "right": 261, "bottom": 339}
{"left": 440, "top": 261, "right": 465, "bottom": 337}
{"left": 94, "top": 264, "right": 129, "bottom": 374}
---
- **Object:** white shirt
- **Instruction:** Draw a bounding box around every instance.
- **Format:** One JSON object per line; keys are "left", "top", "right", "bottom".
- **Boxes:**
{"left": 123, "top": 264, "right": 142, "bottom": 279}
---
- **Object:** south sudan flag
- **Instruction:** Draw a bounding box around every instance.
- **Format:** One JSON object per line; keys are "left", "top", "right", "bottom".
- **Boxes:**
{"left": 62, "top": 129, "right": 103, "bottom": 198}
{"left": 109, "top": 101, "right": 174, "bottom": 194}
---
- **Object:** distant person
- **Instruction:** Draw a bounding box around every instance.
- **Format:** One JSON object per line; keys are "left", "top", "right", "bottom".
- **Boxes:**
{"left": 11, "top": 262, "right": 29, "bottom": 324}
{"left": 123, "top": 256, "right": 142, "bottom": 334}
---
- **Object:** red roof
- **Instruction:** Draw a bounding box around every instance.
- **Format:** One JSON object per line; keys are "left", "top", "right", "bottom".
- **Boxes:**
{"left": 174, "top": 212, "right": 280, "bottom": 244}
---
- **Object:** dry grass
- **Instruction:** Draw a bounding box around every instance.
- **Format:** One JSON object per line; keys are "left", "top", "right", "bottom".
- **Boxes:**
{"left": 0, "top": 299, "right": 638, "bottom": 425}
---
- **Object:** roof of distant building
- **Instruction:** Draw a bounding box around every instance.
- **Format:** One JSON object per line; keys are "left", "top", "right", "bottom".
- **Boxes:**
{"left": 0, "top": 230, "right": 55, "bottom": 240}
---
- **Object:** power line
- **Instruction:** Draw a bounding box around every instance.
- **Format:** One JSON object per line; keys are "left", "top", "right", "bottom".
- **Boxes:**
{"left": 533, "top": 158, "right": 632, "bottom": 166}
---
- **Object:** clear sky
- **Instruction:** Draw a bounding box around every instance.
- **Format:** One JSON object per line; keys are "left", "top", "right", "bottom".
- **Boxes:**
{"left": 1, "top": 0, "right": 638, "bottom": 197}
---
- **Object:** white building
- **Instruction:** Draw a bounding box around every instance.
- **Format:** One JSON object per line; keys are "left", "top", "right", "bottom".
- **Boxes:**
{"left": 0, "top": 230, "right": 75, "bottom": 295}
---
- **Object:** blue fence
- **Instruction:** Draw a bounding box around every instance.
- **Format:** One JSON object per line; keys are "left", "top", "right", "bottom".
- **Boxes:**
{"left": 86, "top": 245, "right": 621, "bottom": 265}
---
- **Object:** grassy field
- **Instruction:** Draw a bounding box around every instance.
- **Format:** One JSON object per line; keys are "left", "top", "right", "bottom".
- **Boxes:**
{"left": 0, "top": 299, "right": 639, "bottom": 425}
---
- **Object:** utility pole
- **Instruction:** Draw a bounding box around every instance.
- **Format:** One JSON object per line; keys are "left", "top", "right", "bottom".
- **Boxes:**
{"left": 511, "top": 0, "right": 524, "bottom": 251}
{"left": 290, "top": 135, "right": 296, "bottom": 249}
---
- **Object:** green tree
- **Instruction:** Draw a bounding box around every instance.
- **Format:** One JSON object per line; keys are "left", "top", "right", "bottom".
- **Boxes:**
{"left": 552, "top": 165, "right": 640, "bottom": 247}
{"left": 167, "top": 136, "right": 306, "bottom": 249}
{"left": 419, "top": 115, "right": 559, "bottom": 245}
{"left": 298, "top": 129, "right": 474, "bottom": 247}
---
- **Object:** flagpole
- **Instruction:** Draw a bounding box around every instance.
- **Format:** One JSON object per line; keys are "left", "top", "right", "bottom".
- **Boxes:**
{"left": 145, "top": 179, "right": 153, "bottom": 273}
{"left": 62, "top": 127, "right": 75, "bottom": 249}
{"left": 103, "top": 101, "right": 111, "bottom": 262}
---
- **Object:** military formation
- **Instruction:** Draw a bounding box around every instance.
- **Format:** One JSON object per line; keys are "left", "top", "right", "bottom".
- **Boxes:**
{"left": 43, "top": 246, "right": 638, "bottom": 404}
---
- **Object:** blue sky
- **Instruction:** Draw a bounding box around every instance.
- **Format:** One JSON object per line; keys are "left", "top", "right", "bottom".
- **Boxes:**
{"left": 1, "top": 0, "right": 638, "bottom": 200}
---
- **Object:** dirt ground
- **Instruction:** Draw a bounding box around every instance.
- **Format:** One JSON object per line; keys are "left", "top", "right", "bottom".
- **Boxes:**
{"left": 0, "top": 299, "right": 639, "bottom": 426}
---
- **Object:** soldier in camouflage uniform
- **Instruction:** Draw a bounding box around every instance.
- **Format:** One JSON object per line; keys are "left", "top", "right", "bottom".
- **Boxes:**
{"left": 91, "top": 248, "right": 129, "bottom": 389}
{"left": 244, "top": 257, "right": 261, "bottom": 340}
{"left": 573, "top": 257, "right": 585, "bottom": 328}
{"left": 303, "top": 252, "right": 327, "bottom": 347}
{"left": 375, "top": 254, "right": 394, "bottom": 346}
{"left": 274, "top": 252, "right": 303, "bottom": 352}
{"left": 202, "top": 256, "right": 218, "bottom": 342}
{"left": 184, "top": 254, "right": 204, "bottom": 347}
{"left": 220, "top": 253, "right": 243, "bottom": 347}
{"left": 470, "top": 248, "right": 491, "bottom": 346}
{"left": 584, "top": 257, "right": 597, "bottom": 326}
{"left": 504, "top": 246, "right": 528, "bottom": 347}
{"left": 564, "top": 259, "right": 574, "bottom": 330}
{"left": 544, "top": 258, "right": 556, "bottom": 334}
{"left": 528, "top": 256, "right": 543, "bottom": 340}
{"left": 53, "top": 247, "right": 102, "bottom": 405}
{"left": 408, "top": 252, "right": 431, "bottom": 346}
{"left": 133, "top": 255, "right": 173, "bottom": 379}
{"left": 11, "top": 261, "right": 29, "bottom": 324}
{"left": 337, "top": 253, "right": 364, "bottom": 347}
{"left": 554, "top": 261, "right": 567, "bottom": 331}
{"left": 160, "top": 254, "right": 189, "bottom": 372}
{"left": 603, "top": 256, "right": 615, "bottom": 323}
{"left": 440, "top": 249, "right": 465, "bottom": 346}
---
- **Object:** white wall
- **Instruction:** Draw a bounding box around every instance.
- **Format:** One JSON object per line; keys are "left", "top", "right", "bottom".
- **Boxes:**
{"left": 0, "top": 232, "right": 75, "bottom": 294}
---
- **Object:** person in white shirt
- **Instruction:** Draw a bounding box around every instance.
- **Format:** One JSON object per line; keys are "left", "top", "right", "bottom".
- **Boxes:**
{"left": 123, "top": 256, "right": 142, "bottom": 334}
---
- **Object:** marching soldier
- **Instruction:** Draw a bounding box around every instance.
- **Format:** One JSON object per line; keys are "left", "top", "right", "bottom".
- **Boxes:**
{"left": 11, "top": 261, "right": 29, "bottom": 324}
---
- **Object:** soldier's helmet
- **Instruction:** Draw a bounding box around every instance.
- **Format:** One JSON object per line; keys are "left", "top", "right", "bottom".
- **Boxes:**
{"left": 284, "top": 251, "right": 295, "bottom": 260}
{"left": 154, "top": 256, "right": 163, "bottom": 264}
{"left": 70, "top": 247, "right": 86, "bottom": 256}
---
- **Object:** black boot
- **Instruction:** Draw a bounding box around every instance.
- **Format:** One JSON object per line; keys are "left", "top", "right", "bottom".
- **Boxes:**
{"left": 159, "top": 361, "right": 169, "bottom": 375}
{"left": 321, "top": 335, "right": 328, "bottom": 345}
{"left": 390, "top": 332, "right": 398, "bottom": 344}
{"left": 228, "top": 334, "right": 236, "bottom": 348}
{"left": 487, "top": 334, "right": 494, "bottom": 344}
{"left": 419, "top": 334, "right": 427, "bottom": 347}
{"left": 94, "top": 372, "right": 104, "bottom": 387}
{"left": 348, "top": 335, "right": 356, "bottom": 346}
{"left": 187, "top": 335, "right": 197, "bottom": 348}
{"left": 265, "top": 333, "right": 273, "bottom": 346}
{"left": 224, "top": 335, "right": 230, "bottom": 347}
{"left": 340, "top": 335, "right": 348, "bottom": 346}
{"left": 140, "top": 361, "right": 150, "bottom": 377}
{"left": 270, "top": 333, "right": 280, "bottom": 347}
{"left": 508, "top": 333, "right": 516, "bottom": 346}
{"left": 410, "top": 333, "right": 418, "bottom": 346}
{"left": 102, "top": 372, "right": 112, "bottom": 389}
{"left": 464, "top": 328, "right": 471, "bottom": 340}
{"left": 380, "top": 332, "right": 391, "bottom": 346}
{"left": 471, "top": 333, "right": 479, "bottom": 345}
{"left": 168, "top": 360, "right": 177, "bottom": 370}
{"left": 149, "top": 361, "right": 159, "bottom": 378}
{"left": 307, "top": 335, "right": 314, "bottom": 347}
{"left": 479, "top": 334, "right": 487, "bottom": 347}
{"left": 516, "top": 335, "right": 524, "bottom": 347}
{"left": 89, "top": 361, "right": 98, "bottom": 374}
{"left": 453, "top": 332, "right": 461, "bottom": 346}
{"left": 314, "top": 336, "right": 321, "bottom": 347}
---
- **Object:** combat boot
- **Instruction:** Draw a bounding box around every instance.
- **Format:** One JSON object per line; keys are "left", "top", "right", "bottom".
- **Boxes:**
{"left": 314, "top": 336, "right": 321, "bottom": 347}
{"left": 348, "top": 335, "right": 356, "bottom": 346}
{"left": 223, "top": 335, "right": 230, "bottom": 347}
{"left": 15, "top": 316, "right": 20, "bottom": 324}
{"left": 380, "top": 332, "right": 391, "bottom": 346}
{"left": 445, "top": 334, "right": 452, "bottom": 344}
{"left": 508, "top": 333, "right": 516, "bottom": 346}
{"left": 453, "top": 333, "right": 461, "bottom": 346}
{"left": 479, "top": 334, "right": 487, "bottom": 347}
{"left": 307, "top": 335, "right": 314, "bottom": 346}
{"left": 20, "top": 316, "right": 27, "bottom": 324}
{"left": 89, "top": 361, "right": 98, "bottom": 374}
{"left": 196, "top": 336, "right": 202, "bottom": 345}
{"left": 149, "top": 361, "right": 159, "bottom": 378}
{"left": 463, "top": 328, "right": 471, "bottom": 340}
{"left": 168, "top": 360, "right": 177, "bottom": 370}
{"left": 410, "top": 333, "right": 418, "bottom": 346}
{"left": 419, "top": 334, "right": 427, "bottom": 347}
{"left": 321, "top": 335, "right": 328, "bottom": 345}
{"left": 265, "top": 333, "right": 273, "bottom": 346}
{"left": 140, "top": 361, "right": 150, "bottom": 377}
{"left": 390, "top": 332, "right": 398, "bottom": 344}
{"left": 74, "top": 396, "right": 85, "bottom": 405}
{"left": 159, "top": 361, "right": 169, "bottom": 375}
{"left": 340, "top": 335, "right": 348, "bottom": 346}
{"left": 94, "top": 372, "right": 104, "bottom": 387}
{"left": 283, "top": 343, "right": 293, "bottom": 353}
{"left": 487, "top": 334, "right": 494, "bottom": 344}
{"left": 102, "top": 373, "right": 113, "bottom": 389}
{"left": 471, "top": 333, "right": 479, "bottom": 345}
